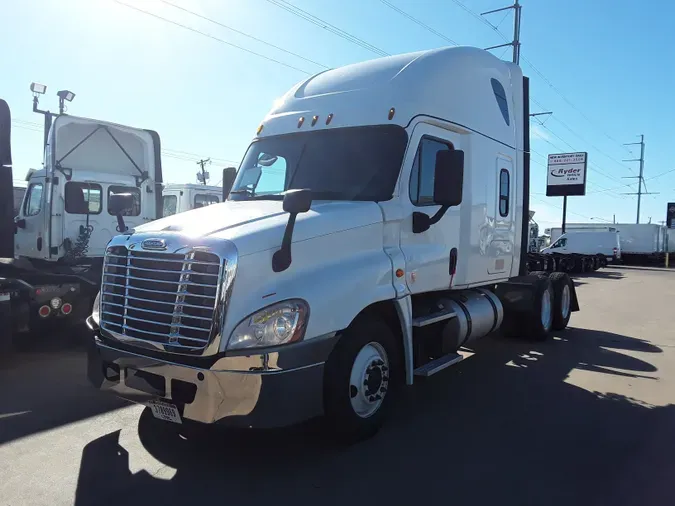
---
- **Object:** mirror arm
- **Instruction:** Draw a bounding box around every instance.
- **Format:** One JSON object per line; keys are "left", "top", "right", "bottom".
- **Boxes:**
{"left": 272, "top": 213, "right": 298, "bottom": 273}
{"left": 412, "top": 205, "right": 449, "bottom": 234}
{"left": 115, "top": 214, "right": 128, "bottom": 233}
{"left": 429, "top": 205, "right": 449, "bottom": 225}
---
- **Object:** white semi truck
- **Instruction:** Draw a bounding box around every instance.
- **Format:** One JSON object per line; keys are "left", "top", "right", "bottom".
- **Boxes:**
{"left": 87, "top": 47, "right": 580, "bottom": 441}
{"left": 0, "top": 110, "right": 162, "bottom": 350}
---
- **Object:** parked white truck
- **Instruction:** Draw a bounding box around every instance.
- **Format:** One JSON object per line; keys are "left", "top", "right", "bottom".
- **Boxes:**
{"left": 542, "top": 230, "right": 620, "bottom": 263}
{"left": 1, "top": 112, "right": 162, "bottom": 349}
{"left": 87, "top": 47, "right": 580, "bottom": 441}
{"left": 553, "top": 223, "right": 667, "bottom": 264}
{"left": 161, "top": 183, "right": 222, "bottom": 217}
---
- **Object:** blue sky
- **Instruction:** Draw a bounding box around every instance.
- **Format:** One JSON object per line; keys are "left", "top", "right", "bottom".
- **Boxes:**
{"left": 3, "top": 0, "right": 674, "bottom": 229}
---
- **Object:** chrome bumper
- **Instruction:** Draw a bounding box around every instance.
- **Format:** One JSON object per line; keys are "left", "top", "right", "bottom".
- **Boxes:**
{"left": 88, "top": 333, "right": 337, "bottom": 428}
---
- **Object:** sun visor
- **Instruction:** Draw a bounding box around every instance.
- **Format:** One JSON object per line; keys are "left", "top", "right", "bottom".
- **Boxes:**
{"left": 50, "top": 115, "right": 159, "bottom": 184}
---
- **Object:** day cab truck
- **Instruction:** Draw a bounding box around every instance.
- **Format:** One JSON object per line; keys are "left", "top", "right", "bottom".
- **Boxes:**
{"left": 87, "top": 46, "right": 581, "bottom": 441}
{"left": 161, "top": 183, "right": 222, "bottom": 217}
{"left": 0, "top": 104, "right": 162, "bottom": 351}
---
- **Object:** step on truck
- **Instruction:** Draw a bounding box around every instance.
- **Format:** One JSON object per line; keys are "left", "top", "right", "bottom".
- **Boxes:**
{"left": 0, "top": 101, "right": 162, "bottom": 352}
{"left": 86, "top": 46, "right": 580, "bottom": 441}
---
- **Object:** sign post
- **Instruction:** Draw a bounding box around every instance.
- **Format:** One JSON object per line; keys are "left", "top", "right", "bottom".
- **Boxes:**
{"left": 546, "top": 152, "right": 588, "bottom": 233}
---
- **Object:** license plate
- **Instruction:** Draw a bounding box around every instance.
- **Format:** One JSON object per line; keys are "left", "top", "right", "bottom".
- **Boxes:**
{"left": 148, "top": 400, "right": 182, "bottom": 424}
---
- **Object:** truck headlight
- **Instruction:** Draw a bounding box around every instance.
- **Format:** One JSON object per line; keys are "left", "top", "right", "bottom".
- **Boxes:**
{"left": 92, "top": 291, "right": 101, "bottom": 324}
{"left": 227, "top": 299, "right": 308, "bottom": 350}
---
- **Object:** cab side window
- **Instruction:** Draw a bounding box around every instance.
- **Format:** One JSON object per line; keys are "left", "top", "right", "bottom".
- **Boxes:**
{"left": 24, "top": 183, "right": 43, "bottom": 216}
{"left": 108, "top": 186, "right": 141, "bottom": 216}
{"left": 65, "top": 182, "right": 102, "bottom": 214}
{"left": 409, "top": 137, "right": 453, "bottom": 206}
{"left": 552, "top": 238, "right": 567, "bottom": 248}
{"left": 162, "top": 195, "right": 177, "bottom": 217}
{"left": 194, "top": 194, "right": 220, "bottom": 208}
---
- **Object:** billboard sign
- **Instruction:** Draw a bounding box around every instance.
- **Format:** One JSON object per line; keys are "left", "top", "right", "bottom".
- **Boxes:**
{"left": 667, "top": 203, "right": 675, "bottom": 229}
{"left": 546, "top": 152, "right": 588, "bottom": 197}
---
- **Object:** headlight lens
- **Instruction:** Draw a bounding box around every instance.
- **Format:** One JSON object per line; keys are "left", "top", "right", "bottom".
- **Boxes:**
{"left": 92, "top": 291, "right": 101, "bottom": 324}
{"left": 227, "top": 299, "right": 308, "bottom": 350}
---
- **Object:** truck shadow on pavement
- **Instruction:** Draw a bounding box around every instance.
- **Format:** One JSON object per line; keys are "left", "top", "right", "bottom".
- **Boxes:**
{"left": 573, "top": 269, "right": 625, "bottom": 286}
{"left": 0, "top": 336, "right": 129, "bottom": 445}
{"left": 74, "top": 327, "right": 675, "bottom": 506}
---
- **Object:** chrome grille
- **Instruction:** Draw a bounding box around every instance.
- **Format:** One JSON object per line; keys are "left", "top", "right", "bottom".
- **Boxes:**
{"left": 100, "top": 245, "right": 222, "bottom": 351}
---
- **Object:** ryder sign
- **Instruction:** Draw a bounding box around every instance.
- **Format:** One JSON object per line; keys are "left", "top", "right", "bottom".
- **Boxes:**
{"left": 546, "top": 152, "right": 588, "bottom": 197}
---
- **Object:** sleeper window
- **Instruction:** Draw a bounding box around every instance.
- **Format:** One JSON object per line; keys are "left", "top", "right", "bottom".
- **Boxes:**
{"left": 499, "top": 169, "right": 510, "bottom": 217}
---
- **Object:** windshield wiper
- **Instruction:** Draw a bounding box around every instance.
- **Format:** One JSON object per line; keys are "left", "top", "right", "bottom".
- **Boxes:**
{"left": 250, "top": 193, "right": 284, "bottom": 200}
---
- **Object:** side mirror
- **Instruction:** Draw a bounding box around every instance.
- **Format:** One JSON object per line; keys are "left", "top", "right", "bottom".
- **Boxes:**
{"left": 433, "top": 150, "right": 464, "bottom": 207}
{"left": 412, "top": 150, "right": 464, "bottom": 234}
{"left": 282, "top": 188, "right": 312, "bottom": 214}
{"left": 109, "top": 192, "right": 134, "bottom": 216}
{"left": 108, "top": 192, "right": 134, "bottom": 232}
{"left": 222, "top": 167, "right": 237, "bottom": 200}
{"left": 272, "top": 189, "right": 312, "bottom": 273}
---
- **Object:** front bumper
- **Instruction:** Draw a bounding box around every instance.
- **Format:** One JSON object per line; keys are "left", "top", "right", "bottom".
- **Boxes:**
{"left": 88, "top": 332, "right": 338, "bottom": 428}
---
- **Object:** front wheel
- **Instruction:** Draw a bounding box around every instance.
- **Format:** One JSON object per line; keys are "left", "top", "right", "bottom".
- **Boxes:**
{"left": 323, "top": 316, "right": 400, "bottom": 443}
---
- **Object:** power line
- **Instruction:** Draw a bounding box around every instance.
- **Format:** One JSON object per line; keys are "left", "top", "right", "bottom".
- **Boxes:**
{"left": 448, "top": 0, "right": 631, "bottom": 156}
{"left": 264, "top": 0, "right": 389, "bottom": 56}
{"left": 531, "top": 195, "right": 593, "bottom": 221}
{"left": 531, "top": 98, "right": 636, "bottom": 176}
{"left": 159, "top": 0, "right": 329, "bottom": 69}
{"left": 113, "top": 0, "right": 312, "bottom": 74}
{"left": 378, "top": 0, "right": 458, "bottom": 45}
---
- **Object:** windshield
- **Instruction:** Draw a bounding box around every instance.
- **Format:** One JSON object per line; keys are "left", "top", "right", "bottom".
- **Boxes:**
{"left": 229, "top": 125, "right": 407, "bottom": 202}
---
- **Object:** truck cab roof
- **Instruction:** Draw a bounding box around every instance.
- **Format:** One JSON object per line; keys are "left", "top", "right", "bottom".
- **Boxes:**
{"left": 261, "top": 46, "right": 522, "bottom": 149}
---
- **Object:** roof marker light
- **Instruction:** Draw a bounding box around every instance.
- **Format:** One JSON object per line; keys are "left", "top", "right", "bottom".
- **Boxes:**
{"left": 311, "top": 115, "right": 318, "bottom": 126}
{"left": 326, "top": 113, "right": 333, "bottom": 125}
{"left": 257, "top": 124, "right": 264, "bottom": 135}
{"left": 297, "top": 116, "right": 305, "bottom": 128}
{"left": 388, "top": 108, "right": 396, "bottom": 120}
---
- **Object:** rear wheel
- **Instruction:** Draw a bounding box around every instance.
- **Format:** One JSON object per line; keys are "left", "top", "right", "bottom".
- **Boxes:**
{"left": 550, "top": 272, "right": 573, "bottom": 330}
{"left": 323, "top": 316, "right": 400, "bottom": 443}
{"left": 524, "top": 275, "right": 554, "bottom": 341}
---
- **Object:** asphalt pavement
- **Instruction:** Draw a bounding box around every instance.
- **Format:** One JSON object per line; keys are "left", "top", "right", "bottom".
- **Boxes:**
{"left": 1, "top": 265, "right": 674, "bottom": 506}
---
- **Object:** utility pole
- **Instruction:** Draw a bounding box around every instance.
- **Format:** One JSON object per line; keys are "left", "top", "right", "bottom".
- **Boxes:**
{"left": 482, "top": 0, "right": 522, "bottom": 64}
{"left": 622, "top": 135, "right": 658, "bottom": 224}
{"left": 196, "top": 158, "right": 211, "bottom": 186}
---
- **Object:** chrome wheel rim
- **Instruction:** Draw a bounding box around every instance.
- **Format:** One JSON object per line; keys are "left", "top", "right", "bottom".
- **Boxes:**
{"left": 561, "top": 284, "right": 571, "bottom": 319}
{"left": 349, "top": 342, "right": 389, "bottom": 418}
{"left": 541, "top": 288, "right": 553, "bottom": 330}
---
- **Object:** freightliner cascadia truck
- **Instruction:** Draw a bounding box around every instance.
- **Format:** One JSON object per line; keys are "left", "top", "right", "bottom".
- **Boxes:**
{"left": 87, "top": 46, "right": 580, "bottom": 441}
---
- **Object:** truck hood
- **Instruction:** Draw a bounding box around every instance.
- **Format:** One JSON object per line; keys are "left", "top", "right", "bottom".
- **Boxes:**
{"left": 132, "top": 200, "right": 384, "bottom": 256}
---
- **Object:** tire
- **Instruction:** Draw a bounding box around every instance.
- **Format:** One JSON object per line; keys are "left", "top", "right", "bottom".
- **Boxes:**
{"left": 523, "top": 275, "right": 554, "bottom": 341}
{"left": 549, "top": 272, "right": 573, "bottom": 330}
{"left": 323, "top": 315, "right": 401, "bottom": 443}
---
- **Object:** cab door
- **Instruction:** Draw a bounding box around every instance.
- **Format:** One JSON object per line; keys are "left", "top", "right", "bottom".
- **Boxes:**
{"left": 14, "top": 177, "right": 47, "bottom": 259}
{"left": 399, "top": 123, "right": 463, "bottom": 293}
{"left": 62, "top": 181, "right": 103, "bottom": 259}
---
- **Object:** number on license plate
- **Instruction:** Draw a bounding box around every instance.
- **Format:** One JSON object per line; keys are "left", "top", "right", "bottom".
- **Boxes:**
{"left": 148, "top": 400, "right": 182, "bottom": 424}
